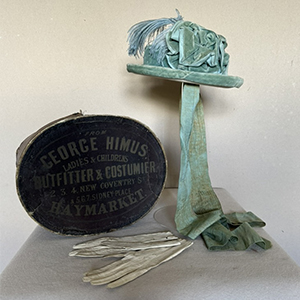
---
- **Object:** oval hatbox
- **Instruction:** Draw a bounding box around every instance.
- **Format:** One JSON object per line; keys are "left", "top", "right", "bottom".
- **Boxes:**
{"left": 16, "top": 113, "right": 167, "bottom": 235}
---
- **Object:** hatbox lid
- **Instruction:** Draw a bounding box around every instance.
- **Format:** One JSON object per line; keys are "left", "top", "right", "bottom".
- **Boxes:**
{"left": 16, "top": 113, "right": 167, "bottom": 235}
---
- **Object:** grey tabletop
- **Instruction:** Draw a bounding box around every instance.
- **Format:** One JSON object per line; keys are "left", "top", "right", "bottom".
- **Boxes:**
{"left": 1, "top": 188, "right": 300, "bottom": 300}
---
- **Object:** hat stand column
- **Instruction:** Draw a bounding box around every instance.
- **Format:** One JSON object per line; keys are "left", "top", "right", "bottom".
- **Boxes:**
{"left": 175, "top": 82, "right": 223, "bottom": 239}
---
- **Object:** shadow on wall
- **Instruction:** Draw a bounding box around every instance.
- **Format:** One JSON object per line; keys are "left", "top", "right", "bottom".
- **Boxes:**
{"left": 142, "top": 76, "right": 235, "bottom": 118}
{"left": 143, "top": 77, "right": 182, "bottom": 187}
{"left": 143, "top": 77, "right": 181, "bottom": 110}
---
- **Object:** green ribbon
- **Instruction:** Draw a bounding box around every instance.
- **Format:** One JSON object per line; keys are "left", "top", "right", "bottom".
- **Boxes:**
{"left": 202, "top": 213, "right": 272, "bottom": 251}
{"left": 175, "top": 83, "right": 272, "bottom": 251}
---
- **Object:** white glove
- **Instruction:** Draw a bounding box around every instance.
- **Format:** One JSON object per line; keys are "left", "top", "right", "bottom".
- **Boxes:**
{"left": 70, "top": 231, "right": 193, "bottom": 288}
{"left": 70, "top": 231, "right": 181, "bottom": 258}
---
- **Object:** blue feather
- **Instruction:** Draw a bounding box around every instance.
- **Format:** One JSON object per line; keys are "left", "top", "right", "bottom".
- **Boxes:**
{"left": 149, "top": 27, "right": 171, "bottom": 63}
{"left": 128, "top": 10, "right": 182, "bottom": 58}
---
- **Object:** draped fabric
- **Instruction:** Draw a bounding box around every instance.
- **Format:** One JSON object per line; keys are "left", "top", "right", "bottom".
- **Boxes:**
{"left": 176, "top": 83, "right": 271, "bottom": 251}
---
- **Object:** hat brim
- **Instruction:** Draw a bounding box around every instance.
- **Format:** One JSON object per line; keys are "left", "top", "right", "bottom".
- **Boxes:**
{"left": 127, "top": 64, "right": 243, "bottom": 88}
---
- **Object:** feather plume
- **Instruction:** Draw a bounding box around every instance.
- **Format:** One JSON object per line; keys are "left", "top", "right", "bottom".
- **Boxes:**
{"left": 128, "top": 10, "right": 182, "bottom": 58}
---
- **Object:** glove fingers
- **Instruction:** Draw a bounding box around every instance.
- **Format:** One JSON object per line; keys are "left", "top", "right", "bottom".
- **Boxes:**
{"left": 83, "top": 249, "right": 156, "bottom": 279}
{"left": 69, "top": 248, "right": 128, "bottom": 258}
{"left": 83, "top": 258, "right": 133, "bottom": 283}
{"left": 142, "top": 240, "right": 193, "bottom": 267}
{"left": 108, "top": 241, "right": 193, "bottom": 288}
{"left": 107, "top": 268, "right": 150, "bottom": 288}
{"left": 70, "top": 239, "right": 181, "bottom": 257}
{"left": 71, "top": 232, "right": 193, "bottom": 289}
{"left": 98, "top": 239, "right": 181, "bottom": 250}
{"left": 73, "top": 231, "right": 176, "bottom": 249}
{"left": 85, "top": 250, "right": 161, "bottom": 285}
{"left": 89, "top": 264, "right": 144, "bottom": 285}
{"left": 87, "top": 240, "right": 193, "bottom": 288}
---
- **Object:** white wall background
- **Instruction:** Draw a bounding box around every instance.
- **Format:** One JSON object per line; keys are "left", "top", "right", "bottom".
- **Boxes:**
{"left": 1, "top": 0, "right": 299, "bottom": 273}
